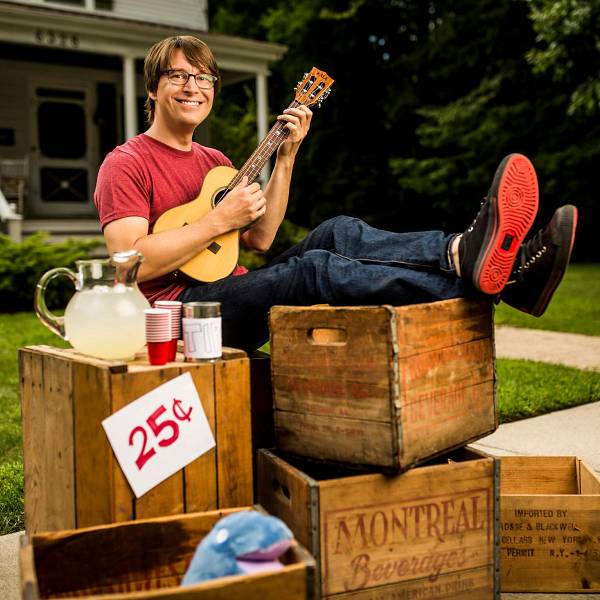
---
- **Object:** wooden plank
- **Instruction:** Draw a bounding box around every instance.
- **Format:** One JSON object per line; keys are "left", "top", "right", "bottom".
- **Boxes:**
{"left": 20, "top": 349, "right": 45, "bottom": 534}
{"left": 72, "top": 362, "right": 115, "bottom": 528}
{"left": 275, "top": 411, "right": 396, "bottom": 469}
{"left": 500, "top": 456, "right": 578, "bottom": 494}
{"left": 318, "top": 457, "right": 495, "bottom": 596}
{"left": 19, "top": 534, "right": 40, "bottom": 600}
{"left": 109, "top": 368, "right": 185, "bottom": 520}
{"left": 400, "top": 380, "right": 496, "bottom": 467}
{"left": 215, "top": 357, "right": 253, "bottom": 507}
{"left": 578, "top": 459, "right": 600, "bottom": 495}
{"left": 257, "top": 449, "right": 317, "bottom": 554}
{"left": 180, "top": 362, "right": 218, "bottom": 512}
{"left": 23, "top": 345, "right": 128, "bottom": 373}
{"left": 325, "top": 565, "right": 494, "bottom": 599}
{"left": 394, "top": 298, "right": 493, "bottom": 357}
{"left": 36, "top": 353, "right": 76, "bottom": 532}
{"left": 501, "top": 494, "right": 600, "bottom": 591}
{"left": 270, "top": 306, "right": 393, "bottom": 422}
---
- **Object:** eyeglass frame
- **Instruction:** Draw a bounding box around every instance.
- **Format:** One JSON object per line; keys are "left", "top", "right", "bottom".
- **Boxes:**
{"left": 162, "top": 69, "right": 218, "bottom": 89}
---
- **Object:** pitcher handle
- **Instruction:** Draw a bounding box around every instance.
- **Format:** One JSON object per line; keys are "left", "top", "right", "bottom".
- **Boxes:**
{"left": 34, "top": 267, "right": 79, "bottom": 339}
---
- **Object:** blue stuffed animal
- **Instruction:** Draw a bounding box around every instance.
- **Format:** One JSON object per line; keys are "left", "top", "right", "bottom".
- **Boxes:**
{"left": 181, "top": 510, "right": 294, "bottom": 585}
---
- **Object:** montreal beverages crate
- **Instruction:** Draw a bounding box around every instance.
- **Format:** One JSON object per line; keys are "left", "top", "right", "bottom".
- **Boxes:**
{"left": 19, "top": 345, "right": 253, "bottom": 534}
{"left": 258, "top": 448, "right": 500, "bottom": 599}
{"left": 269, "top": 298, "right": 496, "bottom": 470}
{"left": 500, "top": 455, "right": 600, "bottom": 592}
{"left": 19, "top": 507, "right": 316, "bottom": 600}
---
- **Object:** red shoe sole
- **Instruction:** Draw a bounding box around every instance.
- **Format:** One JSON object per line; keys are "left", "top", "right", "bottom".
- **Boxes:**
{"left": 475, "top": 154, "right": 539, "bottom": 295}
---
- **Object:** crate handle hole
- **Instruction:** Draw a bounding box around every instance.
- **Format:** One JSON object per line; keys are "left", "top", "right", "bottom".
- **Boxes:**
{"left": 308, "top": 327, "right": 347, "bottom": 345}
{"left": 271, "top": 478, "right": 292, "bottom": 504}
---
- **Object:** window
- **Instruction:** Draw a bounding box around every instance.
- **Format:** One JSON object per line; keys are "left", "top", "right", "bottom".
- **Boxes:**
{"left": 38, "top": 101, "right": 86, "bottom": 159}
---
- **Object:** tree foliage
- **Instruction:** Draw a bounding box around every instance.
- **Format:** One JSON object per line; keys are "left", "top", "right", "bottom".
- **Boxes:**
{"left": 209, "top": 0, "right": 599, "bottom": 260}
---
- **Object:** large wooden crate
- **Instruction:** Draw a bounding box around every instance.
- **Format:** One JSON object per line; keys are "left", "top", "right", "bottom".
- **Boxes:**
{"left": 500, "top": 455, "right": 600, "bottom": 592}
{"left": 19, "top": 345, "right": 253, "bottom": 533}
{"left": 269, "top": 298, "right": 496, "bottom": 470}
{"left": 258, "top": 448, "right": 500, "bottom": 599}
{"left": 19, "top": 507, "right": 316, "bottom": 599}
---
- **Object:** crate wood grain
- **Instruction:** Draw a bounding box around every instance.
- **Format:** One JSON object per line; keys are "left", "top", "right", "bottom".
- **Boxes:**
{"left": 500, "top": 455, "right": 600, "bottom": 592}
{"left": 258, "top": 448, "right": 500, "bottom": 599}
{"left": 20, "top": 345, "right": 252, "bottom": 534}
{"left": 269, "top": 298, "right": 496, "bottom": 471}
{"left": 19, "top": 507, "right": 316, "bottom": 600}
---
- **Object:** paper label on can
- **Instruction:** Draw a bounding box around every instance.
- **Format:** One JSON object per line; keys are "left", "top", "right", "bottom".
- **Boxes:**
{"left": 182, "top": 317, "right": 222, "bottom": 359}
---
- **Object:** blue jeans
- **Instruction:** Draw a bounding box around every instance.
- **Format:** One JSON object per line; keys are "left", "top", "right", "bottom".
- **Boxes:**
{"left": 179, "top": 216, "right": 465, "bottom": 350}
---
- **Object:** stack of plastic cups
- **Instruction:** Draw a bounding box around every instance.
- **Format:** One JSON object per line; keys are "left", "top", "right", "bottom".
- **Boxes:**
{"left": 154, "top": 300, "right": 183, "bottom": 361}
{"left": 144, "top": 308, "right": 171, "bottom": 365}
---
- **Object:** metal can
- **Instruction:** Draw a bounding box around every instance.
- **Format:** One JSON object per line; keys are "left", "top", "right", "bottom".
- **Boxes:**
{"left": 182, "top": 302, "right": 222, "bottom": 362}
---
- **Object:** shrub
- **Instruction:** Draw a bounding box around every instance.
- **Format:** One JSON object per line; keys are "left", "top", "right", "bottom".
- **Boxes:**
{"left": 0, "top": 233, "right": 103, "bottom": 312}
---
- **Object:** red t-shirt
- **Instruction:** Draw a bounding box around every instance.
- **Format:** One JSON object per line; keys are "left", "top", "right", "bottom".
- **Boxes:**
{"left": 94, "top": 134, "right": 247, "bottom": 304}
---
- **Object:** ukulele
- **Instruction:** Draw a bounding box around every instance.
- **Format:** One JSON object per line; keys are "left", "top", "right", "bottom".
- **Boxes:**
{"left": 153, "top": 67, "right": 334, "bottom": 283}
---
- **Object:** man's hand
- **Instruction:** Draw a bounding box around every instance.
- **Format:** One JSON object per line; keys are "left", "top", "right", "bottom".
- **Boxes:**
{"left": 212, "top": 175, "right": 267, "bottom": 232}
{"left": 276, "top": 105, "right": 312, "bottom": 162}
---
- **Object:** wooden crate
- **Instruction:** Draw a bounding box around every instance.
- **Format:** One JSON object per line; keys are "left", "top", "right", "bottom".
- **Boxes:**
{"left": 19, "top": 345, "right": 253, "bottom": 533}
{"left": 269, "top": 298, "right": 496, "bottom": 471}
{"left": 19, "top": 507, "right": 316, "bottom": 599}
{"left": 500, "top": 455, "right": 600, "bottom": 592}
{"left": 258, "top": 448, "right": 500, "bottom": 599}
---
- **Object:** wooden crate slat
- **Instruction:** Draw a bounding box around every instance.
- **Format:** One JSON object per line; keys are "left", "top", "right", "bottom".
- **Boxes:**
{"left": 181, "top": 363, "right": 218, "bottom": 513}
{"left": 215, "top": 357, "right": 253, "bottom": 507}
{"left": 73, "top": 362, "right": 115, "bottom": 528}
{"left": 394, "top": 298, "right": 493, "bottom": 357}
{"left": 274, "top": 411, "right": 395, "bottom": 468}
{"left": 500, "top": 456, "right": 578, "bottom": 495}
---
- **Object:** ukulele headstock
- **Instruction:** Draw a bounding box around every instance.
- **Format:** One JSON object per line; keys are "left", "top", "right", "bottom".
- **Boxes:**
{"left": 294, "top": 67, "right": 334, "bottom": 108}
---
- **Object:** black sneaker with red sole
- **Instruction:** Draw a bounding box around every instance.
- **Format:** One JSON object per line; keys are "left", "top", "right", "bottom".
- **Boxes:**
{"left": 501, "top": 205, "right": 578, "bottom": 317}
{"left": 459, "top": 153, "right": 539, "bottom": 295}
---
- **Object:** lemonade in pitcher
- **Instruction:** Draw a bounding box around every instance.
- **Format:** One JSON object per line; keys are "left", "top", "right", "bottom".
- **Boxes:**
{"left": 35, "top": 250, "right": 150, "bottom": 360}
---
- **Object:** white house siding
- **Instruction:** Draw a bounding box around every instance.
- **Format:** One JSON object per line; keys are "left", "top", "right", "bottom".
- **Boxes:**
{"left": 3, "top": 0, "right": 208, "bottom": 30}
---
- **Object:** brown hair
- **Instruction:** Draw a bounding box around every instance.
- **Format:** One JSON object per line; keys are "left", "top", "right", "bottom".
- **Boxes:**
{"left": 143, "top": 35, "right": 219, "bottom": 124}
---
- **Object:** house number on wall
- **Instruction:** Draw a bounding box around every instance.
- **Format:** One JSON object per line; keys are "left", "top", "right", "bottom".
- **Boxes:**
{"left": 35, "top": 30, "right": 79, "bottom": 48}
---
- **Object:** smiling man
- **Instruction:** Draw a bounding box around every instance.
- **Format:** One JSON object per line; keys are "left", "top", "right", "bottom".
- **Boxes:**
{"left": 94, "top": 35, "right": 577, "bottom": 351}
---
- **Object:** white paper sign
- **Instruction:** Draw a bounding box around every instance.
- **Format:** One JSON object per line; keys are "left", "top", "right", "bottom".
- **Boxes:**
{"left": 102, "top": 372, "right": 215, "bottom": 498}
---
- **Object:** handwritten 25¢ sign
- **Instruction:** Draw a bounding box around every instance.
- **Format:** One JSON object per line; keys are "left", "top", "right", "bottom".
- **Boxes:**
{"left": 102, "top": 372, "right": 215, "bottom": 497}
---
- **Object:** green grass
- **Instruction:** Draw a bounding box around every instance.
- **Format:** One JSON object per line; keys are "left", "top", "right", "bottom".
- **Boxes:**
{"left": 495, "top": 263, "right": 600, "bottom": 336}
{"left": 0, "top": 313, "right": 68, "bottom": 534}
{"left": 497, "top": 358, "right": 600, "bottom": 423}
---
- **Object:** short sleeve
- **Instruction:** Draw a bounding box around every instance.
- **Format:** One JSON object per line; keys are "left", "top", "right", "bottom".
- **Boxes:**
{"left": 93, "top": 150, "right": 151, "bottom": 230}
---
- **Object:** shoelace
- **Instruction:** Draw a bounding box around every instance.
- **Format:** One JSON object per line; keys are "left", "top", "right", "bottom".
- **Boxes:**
{"left": 514, "top": 229, "right": 548, "bottom": 275}
{"left": 467, "top": 197, "right": 488, "bottom": 233}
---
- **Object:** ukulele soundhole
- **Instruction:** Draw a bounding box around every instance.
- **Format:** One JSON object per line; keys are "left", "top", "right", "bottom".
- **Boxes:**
{"left": 212, "top": 187, "right": 230, "bottom": 208}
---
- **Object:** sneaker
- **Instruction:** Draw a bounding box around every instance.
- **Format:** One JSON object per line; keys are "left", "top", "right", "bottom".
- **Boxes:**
{"left": 500, "top": 205, "right": 578, "bottom": 317}
{"left": 459, "top": 153, "right": 539, "bottom": 295}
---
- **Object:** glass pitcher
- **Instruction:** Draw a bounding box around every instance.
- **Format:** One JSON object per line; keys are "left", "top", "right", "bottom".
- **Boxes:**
{"left": 35, "top": 250, "right": 150, "bottom": 360}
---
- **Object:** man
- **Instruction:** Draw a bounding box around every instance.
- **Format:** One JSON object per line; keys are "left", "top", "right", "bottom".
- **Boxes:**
{"left": 95, "top": 35, "right": 577, "bottom": 350}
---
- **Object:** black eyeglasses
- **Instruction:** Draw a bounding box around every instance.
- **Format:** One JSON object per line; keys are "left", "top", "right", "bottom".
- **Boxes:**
{"left": 163, "top": 69, "right": 218, "bottom": 89}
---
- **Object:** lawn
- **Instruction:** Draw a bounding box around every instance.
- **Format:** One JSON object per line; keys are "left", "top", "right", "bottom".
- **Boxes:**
{"left": 495, "top": 263, "right": 600, "bottom": 336}
{"left": 1, "top": 266, "right": 599, "bottom": 534}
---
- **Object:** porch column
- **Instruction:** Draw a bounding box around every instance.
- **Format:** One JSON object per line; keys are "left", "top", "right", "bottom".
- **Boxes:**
{"left": 123, "top": 55, "right": 138, "bottom": 140}
{"left": 255, "top": 72, "right": 270, "bottom": 183}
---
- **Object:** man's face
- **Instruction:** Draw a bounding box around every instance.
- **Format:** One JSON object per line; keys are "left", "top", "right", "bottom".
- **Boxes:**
{"left": 150, "top": 49, "right": 214, "bottom": 133}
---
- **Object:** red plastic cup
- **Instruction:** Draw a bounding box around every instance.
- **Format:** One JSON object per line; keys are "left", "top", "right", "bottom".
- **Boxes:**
{"left": 147, "top": 340, "right": 171, "bottom": 365}
{"left": 168, "top": 337, "right": 178, "bottom": 362}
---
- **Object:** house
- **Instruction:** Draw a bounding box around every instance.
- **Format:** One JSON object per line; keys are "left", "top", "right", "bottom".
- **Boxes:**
{"left": 0, "top": 0, "right": 286, "bottom": 245}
